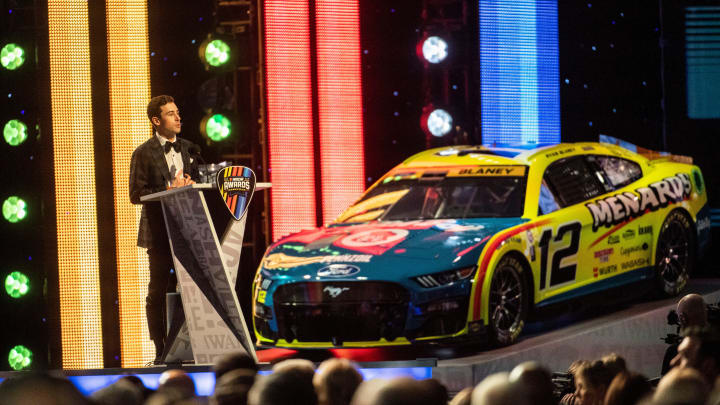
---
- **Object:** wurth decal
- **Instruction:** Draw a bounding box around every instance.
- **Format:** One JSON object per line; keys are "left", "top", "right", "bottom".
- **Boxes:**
{"left": 586, "top": 173, "right": 691, "bottom": 232}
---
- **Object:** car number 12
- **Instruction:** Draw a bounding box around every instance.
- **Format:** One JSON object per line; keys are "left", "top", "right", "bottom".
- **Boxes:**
{"left": 538, "top": 221, "right": 581, "bottom": 290}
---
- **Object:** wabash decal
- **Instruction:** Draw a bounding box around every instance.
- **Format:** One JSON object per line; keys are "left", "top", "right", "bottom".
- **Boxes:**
{"left": 586, "top": 173, "right": 691, "bottom": 232}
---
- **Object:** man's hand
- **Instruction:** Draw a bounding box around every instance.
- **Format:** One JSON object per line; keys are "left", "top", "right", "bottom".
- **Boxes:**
{"left": 168, "top": 172, "right": 195, "bottom": 189}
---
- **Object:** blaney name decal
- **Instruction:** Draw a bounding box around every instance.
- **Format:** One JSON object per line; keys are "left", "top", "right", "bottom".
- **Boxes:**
{"left": 585, "top": 173, "right": 691, "bottom": 232}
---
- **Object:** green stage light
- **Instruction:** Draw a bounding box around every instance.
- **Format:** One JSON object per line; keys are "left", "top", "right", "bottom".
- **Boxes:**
{"left": 2, "top": 196, "right": 27, "bottom": 223}
{"left": 1, "top": 43, "right": 25, "bottom": 70}
{"left": 203, "top": 39, "right": 231, "bottom": 67}
{"left": 202, "top": 114, "right": 232, "bottom": 142}
{"left": 8, "top": 345, "right": 32, "bottom": 371}
{"left": 5, "top": 271, "right": 29, "bottom": 298}
{"left": 4, "top": 119, "right": 28, "bottom": 146}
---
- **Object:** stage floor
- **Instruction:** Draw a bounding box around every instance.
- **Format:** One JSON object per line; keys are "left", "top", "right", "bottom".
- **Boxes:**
{"left": 1, "top": 278, "right": 718, "bottom": 396}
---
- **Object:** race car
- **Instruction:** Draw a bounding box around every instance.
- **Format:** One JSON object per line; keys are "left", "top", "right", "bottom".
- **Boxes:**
{"left": 252, "top": 141, "right": 711, "bottom": 348}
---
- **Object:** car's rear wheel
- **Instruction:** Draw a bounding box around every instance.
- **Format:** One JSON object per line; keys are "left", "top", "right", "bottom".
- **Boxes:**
{"left": 488, "top": 255, "right": 527, "bottom": 346}
{"left": 655, "top": 210, "right": 694, "bottom": 296}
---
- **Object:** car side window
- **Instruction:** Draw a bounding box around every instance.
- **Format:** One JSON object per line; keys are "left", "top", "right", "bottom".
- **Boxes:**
{"left": 538, "top": 180, "right": 560, "bottom": 215}
{"left": 590, "top": 155, "right": 642, "bottom": 190}
{"left": 542, "top": 156, "right": 606, "bottom": 208}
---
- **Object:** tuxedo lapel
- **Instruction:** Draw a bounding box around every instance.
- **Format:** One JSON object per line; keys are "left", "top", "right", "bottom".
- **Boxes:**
{"left": 180, "top": 140, "right": 191, "bottom": 175}
{"left": 150, "top": 136, "right": 172, "bottom": 184}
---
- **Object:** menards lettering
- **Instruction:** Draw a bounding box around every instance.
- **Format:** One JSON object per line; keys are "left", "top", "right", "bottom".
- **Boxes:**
{"left": 585, "top": 173, "right": 691, "bottom": 232}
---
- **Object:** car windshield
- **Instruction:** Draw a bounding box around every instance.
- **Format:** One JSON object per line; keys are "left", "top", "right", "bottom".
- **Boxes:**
{"left": 336, "top": 175, "right": 526, "bottom": 223}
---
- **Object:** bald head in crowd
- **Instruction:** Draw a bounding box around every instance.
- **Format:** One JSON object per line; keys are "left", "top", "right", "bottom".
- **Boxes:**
{"left": 653, "top": 367, "right": 709, "bottom": 405}
{"left": 677, "top": 294, "right": 707, "bottom": 329}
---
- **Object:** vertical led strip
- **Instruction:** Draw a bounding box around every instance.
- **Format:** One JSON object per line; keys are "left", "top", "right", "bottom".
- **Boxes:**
{"left": 47, "top": 0, "right": 103, "bottom": 369}
{"left": 315, "top": 0, "right": 365, "bottom": 224}
{"left": 106, "top": 0, "right": 153, "bottom": 367}
{"left": 479, "top": 0, "right": 560, "bottom": 145}
{"left": 686, "top": 6, "right": 720, "bottom": 119}
{"left": 264, "top": 0, "right": 316, "bottom": 240}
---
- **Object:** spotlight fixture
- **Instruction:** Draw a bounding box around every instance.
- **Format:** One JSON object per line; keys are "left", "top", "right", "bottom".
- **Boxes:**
{"left": 420, "top": 107, "right": 454, "bottom": 137}
{"left": 2, "top": 196, "right": 27, "bottom": 223}
{"left": 418, "top": 36, "right": 449, "bottom": 64}
{"left": 5, "top": 271, "right": 29, "bottom": 298}
{"left": 198, "top": 35, "right": 236, "bottom": 70}
{"left": 8, "top": 345, "right": 32, "bottom": 371}
{"left": 1, "top": 43, "right": 25, "bottom": 70}
{"left": 200, "top": 112, "right": 233, "bottom": 142}
{"left": 4, "top": 119, "right": 28, "bottom": 146}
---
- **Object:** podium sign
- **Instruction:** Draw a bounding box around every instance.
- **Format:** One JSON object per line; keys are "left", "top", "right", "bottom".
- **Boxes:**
{"left": 141, "top": 173, "right": 269, "bottom": 364}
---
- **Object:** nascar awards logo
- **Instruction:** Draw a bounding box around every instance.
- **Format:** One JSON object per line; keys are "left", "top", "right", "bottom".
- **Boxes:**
{"left": 216, "top": 166, "right": 256, "bottom": 221}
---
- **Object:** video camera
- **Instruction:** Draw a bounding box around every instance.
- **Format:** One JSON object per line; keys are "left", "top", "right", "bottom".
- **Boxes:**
{"left": 551, "top": 372, "right": 575, "bottom": 402}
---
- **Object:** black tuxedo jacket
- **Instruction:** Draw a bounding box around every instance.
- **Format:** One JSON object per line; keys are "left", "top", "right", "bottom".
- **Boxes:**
{"left": 129, "top": 136, "right": 200, "bottom": 249}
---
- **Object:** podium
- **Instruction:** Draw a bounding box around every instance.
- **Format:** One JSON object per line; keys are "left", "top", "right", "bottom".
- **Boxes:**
{"left": 141, "top": 181, "right": 269, "bottom": 364}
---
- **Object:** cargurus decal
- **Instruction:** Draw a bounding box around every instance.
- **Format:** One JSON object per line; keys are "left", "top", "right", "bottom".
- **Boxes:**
{"left": 586, "top": 173, "right": 691, "bottom": 231}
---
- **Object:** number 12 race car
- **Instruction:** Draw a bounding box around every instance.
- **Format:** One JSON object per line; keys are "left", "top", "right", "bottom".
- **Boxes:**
{"left": 252, "top": 141, "right": 711, "bottom": 348}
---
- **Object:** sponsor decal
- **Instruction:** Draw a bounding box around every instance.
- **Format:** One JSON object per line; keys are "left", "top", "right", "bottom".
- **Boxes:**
{"left": 317, "top": 264, "right": 361, "bottom": 277}
{"left": 324, "top": 286, "right": 349, "bottom": 298}
{"left": 216, "top": 166, "right": 256, "bottom": 221}
{"left": 594, "top": 248, "right": 614, "bottom": 263}
{"left": 620, "top": 243, "right": 649, "bottom": 256}
{"left": 621, "top": 258, "right": 648, "bottom": 270}
{"left": 263, "top": 253, "right": 372, "bottom": 270}
{"left": 449, "top": 166, "right": 526, "bottom": 177}
{"left": 622, "top": 229, "right": 636, "bottom": 240}
{"left": 639, "top": 225, "right": 652, "bottom": 235}
{"left": 593, "top": 264, "right": 618, "bottom": 278}
{"left": 697, "top": 217, "right": 711, "bottom": 233}
{"left": 585, "top": 173, "right": 692, "bottom": 232}
{"left": 545, "top": 148, "right": 576, "bottom": 158}
{"left": 608, "top": 235, "right": 620, "bottom": 244}
{"left": 337, "top": 229, "right": 409, "bottom": 248}
{"left": 257, "top": 290, "right": 267, "bottom": 304}
{"left": 260, "top": 279, "right": 272, "bottom": 290}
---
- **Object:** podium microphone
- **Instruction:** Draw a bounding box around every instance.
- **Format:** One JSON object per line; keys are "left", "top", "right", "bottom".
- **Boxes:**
{"left": 188, "top": 144, "right": 206, "bottom": 165}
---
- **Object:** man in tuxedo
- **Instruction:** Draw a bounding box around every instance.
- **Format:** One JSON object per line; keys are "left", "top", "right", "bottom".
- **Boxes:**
{"left": 129, "top": 95, "right": 201, "bottom": 360}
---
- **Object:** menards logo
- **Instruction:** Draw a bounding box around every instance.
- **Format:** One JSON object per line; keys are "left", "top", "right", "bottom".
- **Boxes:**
{"left": 585, "top": 173, "right": 691, "bottom": 232}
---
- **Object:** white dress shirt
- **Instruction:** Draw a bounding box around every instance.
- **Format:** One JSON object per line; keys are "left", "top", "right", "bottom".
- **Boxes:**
{"left": 155, "top": 133, "right": 184, "bottom": 185}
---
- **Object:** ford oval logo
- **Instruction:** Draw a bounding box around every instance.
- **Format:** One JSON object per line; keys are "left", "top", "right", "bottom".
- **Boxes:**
{"left": 317, "top": 264, "right": 360, "bottom": 277}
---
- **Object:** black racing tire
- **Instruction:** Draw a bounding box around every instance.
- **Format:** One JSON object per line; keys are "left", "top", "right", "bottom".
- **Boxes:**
{"left": 655, "top": 210, "right": 694, "bottom": 297}
{"left": 488, "top": 255, "right": 528, "bottom": 346}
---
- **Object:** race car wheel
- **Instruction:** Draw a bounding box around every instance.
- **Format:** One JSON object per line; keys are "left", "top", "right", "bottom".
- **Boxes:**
{"left": 488, "top": 255, "right": 527, "bottom": 346}
{"left": 655, "top": 210, "right": 694, "bottom": 296}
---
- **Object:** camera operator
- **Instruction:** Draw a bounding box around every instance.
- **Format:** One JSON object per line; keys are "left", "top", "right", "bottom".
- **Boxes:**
{"left": 661, "top": 294, "right": 708, "bottom": 375}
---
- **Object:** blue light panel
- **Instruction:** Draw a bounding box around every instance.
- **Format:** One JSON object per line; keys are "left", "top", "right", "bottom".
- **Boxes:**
{"left": 686, "top": 6, "right": 720, "bottom": 119}
{"left": 479, "top": 0, "right": 560, "bottom": 146}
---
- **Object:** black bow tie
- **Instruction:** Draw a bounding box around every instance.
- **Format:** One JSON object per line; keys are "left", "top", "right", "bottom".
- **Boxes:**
{"left": 164, "top": 141, "right": 180, "bottom": 153}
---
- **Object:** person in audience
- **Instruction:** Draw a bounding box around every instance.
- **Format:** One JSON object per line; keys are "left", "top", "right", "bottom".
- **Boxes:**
{"left": 652, "top": 367, "right": 709, "bottom": 405}
{"left": 210, "top": 368, "right": 256, "bottom": 405}
{"left": 0, "top": 373, "right": 92, "bottom": 405}
{"left": 249, "top": 360, "right": 318, "bottom": 405}
{"left": 157, "top": 369, "right": 196, "bottom": 399}
{"left": 213, "top": 351, "right": 258, "bottom": 380}
{"left": 449, "top": 387, "right": 473, "bottom": 405}
{"left": 600, "top": 353, "right": 627, "bottom": 378}
{"left": 313, "top": 358, "right": 364, "bottom": 405}
{"left": 418, "top": 378, "right": 449, "bottom": 405}
{"left": 670, "top": 325, "right": 720, "bottom": 385}
{"left": 90, "top": 378, "right": 144, "bottom": 405}
{"left": 603, "top": 371, "right": 652, "bottom": 405}
{"left": 471, "top": 372, "right": 529, "bottom": 405}
{"left": 662, "top": 294, "right": 709, "bottom": 375}
{"left": 571, "top": 360, "right": 615, "bottom": 405}
{"left": 509, "top": 361, "right": 555, "bottom": 405}
{"left": 350, "top": 378, "right": 389, "bottom": 405}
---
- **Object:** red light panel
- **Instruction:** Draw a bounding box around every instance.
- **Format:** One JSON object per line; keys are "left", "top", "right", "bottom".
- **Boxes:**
{"left": 264, "top": 0, "right": 316, "bottom": 240}
{"left": 315, "top": 0, "right": 365, "bottom": 224}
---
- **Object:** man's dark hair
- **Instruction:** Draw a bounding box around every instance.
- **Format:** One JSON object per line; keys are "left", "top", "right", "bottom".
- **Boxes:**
{"left": 147, "top": 95, "right": 175, "bottom": 131}
{"left": 213, "top": 351, "right": 258, "bottom": 380}
{"left": 251, "top": 368, "right": 317, "bottom": 405}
